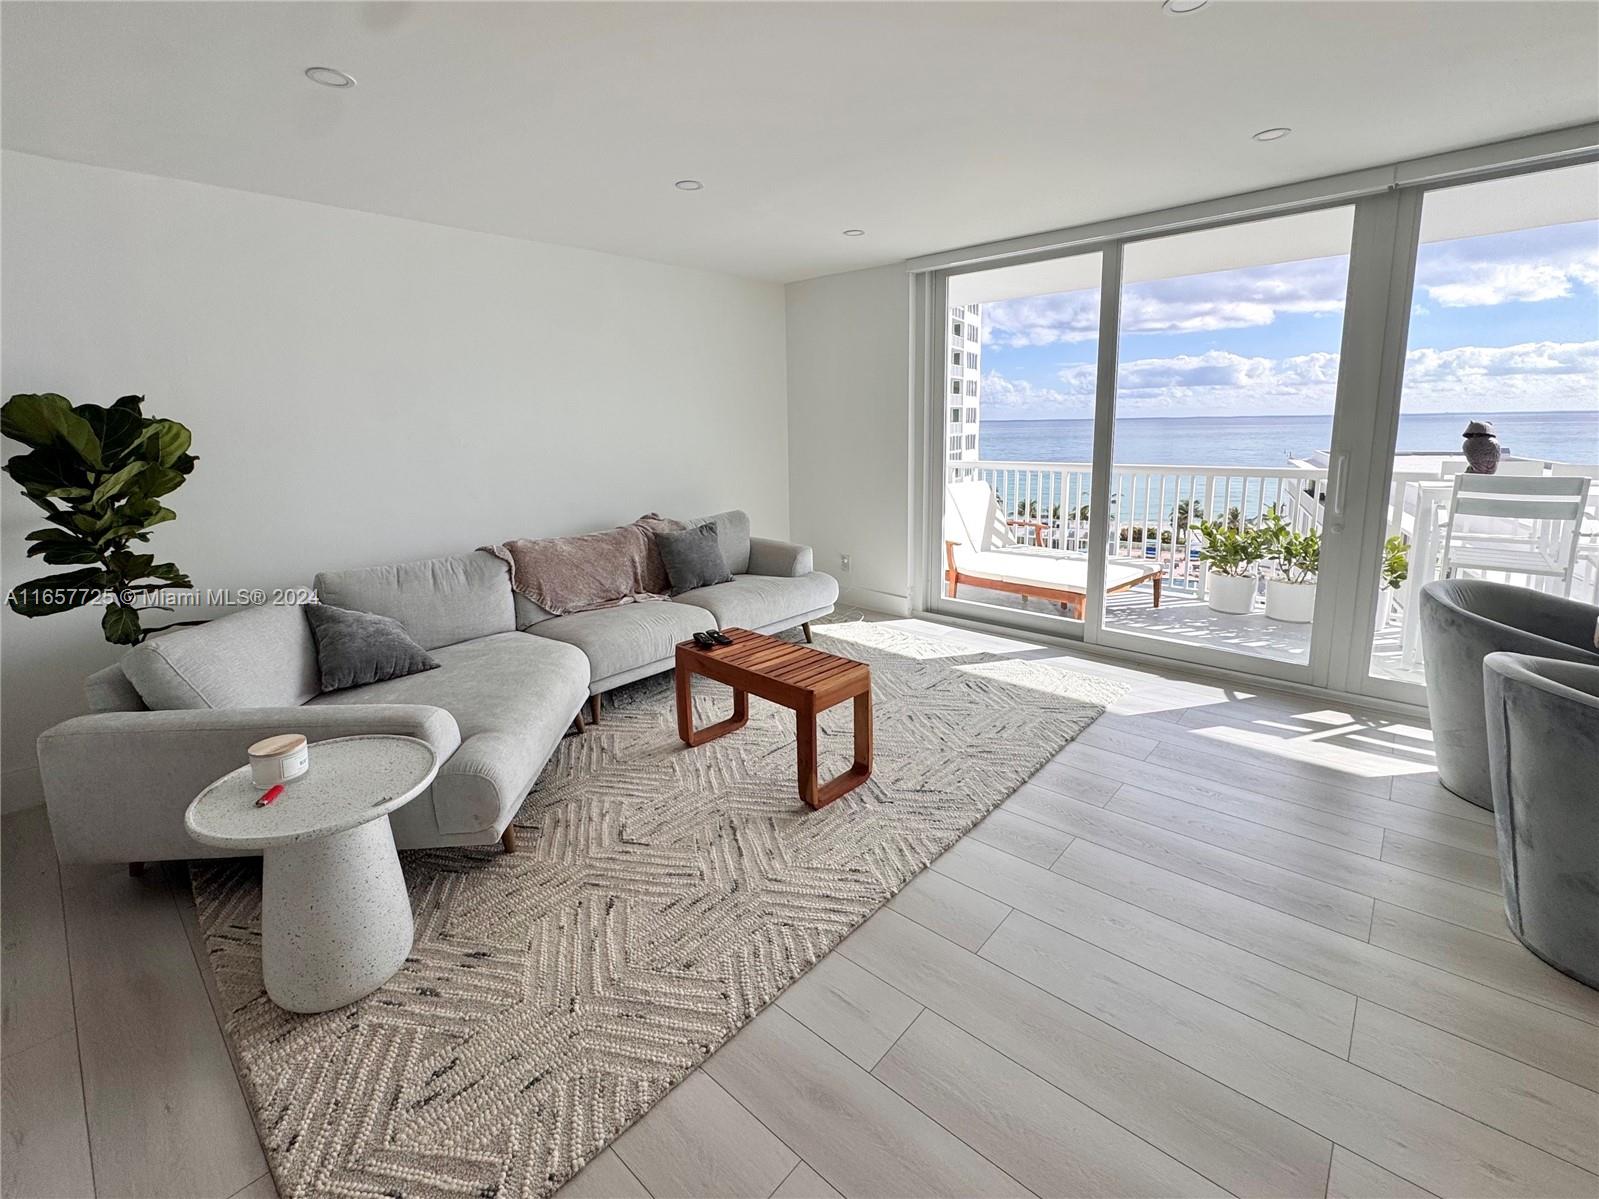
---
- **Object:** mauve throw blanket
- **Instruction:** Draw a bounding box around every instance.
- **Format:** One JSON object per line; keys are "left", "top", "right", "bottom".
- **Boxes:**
{"left": 484, "top": 514, "right": 682, "bottom": 615}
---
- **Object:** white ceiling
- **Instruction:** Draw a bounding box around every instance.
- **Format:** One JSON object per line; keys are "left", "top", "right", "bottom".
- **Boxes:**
{"left": 4, "top": 1, "right": 1597, "bottom": 283}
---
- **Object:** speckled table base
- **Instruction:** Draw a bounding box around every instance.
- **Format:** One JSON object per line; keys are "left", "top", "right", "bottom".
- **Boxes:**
{"left": 262, "top": 818, "right": 415, "bottom": 1013}
{"left": 191, "top": 621, "right": 1122, "bottom": 1199}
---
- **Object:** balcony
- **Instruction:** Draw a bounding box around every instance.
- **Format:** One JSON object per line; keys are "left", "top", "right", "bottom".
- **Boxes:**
{"left": 946, "top": 456, "right": 1599, "bottom": 686}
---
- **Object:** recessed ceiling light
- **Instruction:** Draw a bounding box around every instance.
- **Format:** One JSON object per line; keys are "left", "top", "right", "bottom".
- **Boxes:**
{"left": 674, "top": 179, "right": 704, "bottom": 191}
{"left": 842, "top": 229, "right": 866, "bottom": 237}
{"left": 1162, "top": 0, "right": 1209, "bottom": 12}
{"left": 1252, "top": 127, "right": 1292, "bottom": 142}
{"left": 304, "top": 66, "right": 356, "bottom": 89}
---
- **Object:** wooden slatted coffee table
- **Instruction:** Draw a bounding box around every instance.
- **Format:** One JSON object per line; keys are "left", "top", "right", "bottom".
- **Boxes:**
{"left": 675, "top": 628, "right": 872, "bottom": 809}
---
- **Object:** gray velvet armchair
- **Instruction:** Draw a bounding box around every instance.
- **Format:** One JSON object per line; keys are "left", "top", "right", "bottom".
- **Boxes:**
{"left": 1483, "top": 653, "right": 1599, "bottom": 988}
{"left": 1418, "top": 579, "right": 1599, "bottom": 808}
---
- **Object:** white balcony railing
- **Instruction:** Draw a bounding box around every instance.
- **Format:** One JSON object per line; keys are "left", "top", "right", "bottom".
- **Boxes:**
{"left": 946, "top": 457, "right": 1599, "bottom": 674}
{"left": 947, "top": 459, "right": 1337, "bottom": 596}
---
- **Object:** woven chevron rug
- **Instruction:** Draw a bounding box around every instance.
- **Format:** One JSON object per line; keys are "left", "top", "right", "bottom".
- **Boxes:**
{"left": 191, "top": 619, "right": 1119, "bottom": 1198}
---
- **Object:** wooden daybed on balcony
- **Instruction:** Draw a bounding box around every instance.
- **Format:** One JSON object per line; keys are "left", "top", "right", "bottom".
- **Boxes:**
{"left": 943, "top": 479, "right": 1162, "bottom": 620}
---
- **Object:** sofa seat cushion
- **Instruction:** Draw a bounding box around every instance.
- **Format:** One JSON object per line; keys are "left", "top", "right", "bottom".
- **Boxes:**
{"left": 529, "top": 601, "right": 715, "bottom": 685}
{"left": 671, "top": 572, "right": 838, "bottom": 632}
{"left": 309, "top": 632, "right": 588, "bottom": 835}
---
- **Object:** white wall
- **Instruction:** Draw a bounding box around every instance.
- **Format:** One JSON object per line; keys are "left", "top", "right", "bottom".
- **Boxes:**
{"left": 0, "top": 151, "right": 790, "bottom": 810}
{"left": 784, "top": 265, "right": 913, "bottom": 616}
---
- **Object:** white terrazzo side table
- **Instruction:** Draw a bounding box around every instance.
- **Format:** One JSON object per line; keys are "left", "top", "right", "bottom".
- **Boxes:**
{"left": 185, "top": 735, "right": 439, "bottom": 1014}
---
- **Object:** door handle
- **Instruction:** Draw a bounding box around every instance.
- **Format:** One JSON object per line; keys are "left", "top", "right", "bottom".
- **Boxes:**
{"left": 1328, "top": 453, "right": 1349, "bottom": 532}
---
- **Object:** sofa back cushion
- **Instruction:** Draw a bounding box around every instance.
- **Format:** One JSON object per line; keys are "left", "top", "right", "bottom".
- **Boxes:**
{"left": 85, "top": 663, "right": 147, "bottom": 712}
{"left": 314, "top": 551, "right": 515, "bottom": 651}
{"left": 121, "top": 603, "right": 320, "bottom": 710}
{"left": 692, "top": 509, "right": 751, "bottom": 575}
{"left": 513, "top": 592, "right": 553, "bottom": 629}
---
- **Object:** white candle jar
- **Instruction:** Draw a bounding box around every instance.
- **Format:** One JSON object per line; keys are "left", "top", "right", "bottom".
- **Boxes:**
{"left": 248, "top": 734, "right": 310, "bottom": 788}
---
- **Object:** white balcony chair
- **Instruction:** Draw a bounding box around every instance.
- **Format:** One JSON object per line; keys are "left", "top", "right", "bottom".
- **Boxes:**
{"left": 1438, "top": 456, "right": 1549, "bottom": 478}
{"left": 1439, "top": 473, "right": 1592, "bottom": 597}
{"left": 942, "top": 480, "right": 1160, "bottom": 619}
{"left": 1551, "top": 462, "right": 1599, "bottom": 603}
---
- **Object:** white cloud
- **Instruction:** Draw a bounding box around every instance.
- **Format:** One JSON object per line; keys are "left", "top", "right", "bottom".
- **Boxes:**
{"left": 1424, "top": 262, "right": 1588, "bottom": 307}
{"left": 1401, "top": 340, "right": 1599, "bottom": 411}
{"left": 980, "top": 257, "right": 1350, "bottom": 348}
{"left": 1115, "top": 350, "right": 1339, "bottom": 396}
{"left": 981, "top": 340, "right": 1599, "bottom": 419}
{"left": 980, "top": 293, "right": 1100, "bottom": 348}
{"left": 979, "top": 222, "right": 1599, "bottom": 349}
{"left": 1107, "top": 350, "right": 1342, "bottom": 415}
{"left": 1121, "top": 263, "right": 1348, "bottom": 336}
{"left": 980, "top": 370, "right": 1093, "bottom": 416}
{"left": 1415, "top": 222, "right": 1598, "bottom": 308}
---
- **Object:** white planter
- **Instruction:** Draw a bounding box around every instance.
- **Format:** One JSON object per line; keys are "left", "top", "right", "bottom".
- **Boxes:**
{"left": 1375, "top": 588, "right": 1395, "bottom": 630}
{"left": 1207, "top": 572, "right": 1257, "bottom": 614}
{"left": 1266, "top": 578, "right": 1317, "bottom": 623}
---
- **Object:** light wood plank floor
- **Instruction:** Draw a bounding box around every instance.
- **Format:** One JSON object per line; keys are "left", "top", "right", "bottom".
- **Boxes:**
{"left": 4, "top": 615, "right": 1597, "bottom": 1199}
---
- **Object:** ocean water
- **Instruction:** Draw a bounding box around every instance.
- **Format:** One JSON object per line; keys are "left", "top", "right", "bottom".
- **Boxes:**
{"left": 980, "top": 410, "right": 1599, "bottom": 468}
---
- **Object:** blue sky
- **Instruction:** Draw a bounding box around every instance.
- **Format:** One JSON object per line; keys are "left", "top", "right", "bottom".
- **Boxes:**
{"left": 979, "top": 220, "right": 1599, "bottom": 420}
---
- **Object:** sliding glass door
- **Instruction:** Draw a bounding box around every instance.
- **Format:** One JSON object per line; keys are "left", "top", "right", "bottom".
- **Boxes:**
{"left": 1363, "top": 162, "right": 1599, "bottom": 696}
{"left": 1093, "top": 208, "right": 1355, "bottom": 678}
{"left": 937, "top": 252, "right": 1104, "bottom": 629}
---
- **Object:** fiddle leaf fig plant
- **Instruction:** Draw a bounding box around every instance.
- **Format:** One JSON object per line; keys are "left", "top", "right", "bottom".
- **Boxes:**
{"left": 1381, "top": 534, "right": 1409, "bottom": 591}
{"left": 3, "top": 393, "right": 197, "bottom": 645}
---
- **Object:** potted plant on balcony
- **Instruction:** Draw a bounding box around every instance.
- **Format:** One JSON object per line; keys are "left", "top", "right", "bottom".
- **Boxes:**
{"left": 1376, "top": 534, "right": 1408, "bottom": 629}
{"left": 1195, "top": 519, "right": 1262, "bottom": 614}
{"left": 1261, "top": 508, "right": 1319, "bottom": 623}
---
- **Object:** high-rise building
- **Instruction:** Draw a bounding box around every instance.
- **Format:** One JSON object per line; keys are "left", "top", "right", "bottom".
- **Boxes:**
{"left": 945, "top": 304, "right": 981, "bottom": 461}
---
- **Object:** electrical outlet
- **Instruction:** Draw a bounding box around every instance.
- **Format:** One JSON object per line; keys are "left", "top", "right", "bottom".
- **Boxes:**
{"left": 839, "top": 553, "right": 851, "bottom": 573}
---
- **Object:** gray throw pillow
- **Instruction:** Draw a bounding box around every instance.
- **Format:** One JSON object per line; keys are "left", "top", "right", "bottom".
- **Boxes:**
{"left": 304, "top": 603, "right": 439, "bottom": 693}
{"left": 656, "top": 522, "right": 733, "bottom": 595}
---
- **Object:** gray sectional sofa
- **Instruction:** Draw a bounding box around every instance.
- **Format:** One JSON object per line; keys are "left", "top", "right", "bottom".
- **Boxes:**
{"left": 37, "top": 510, "right": 836, "bottom": 866}
{"left": 502, "top": 510, "right": 836, "bottom": 708}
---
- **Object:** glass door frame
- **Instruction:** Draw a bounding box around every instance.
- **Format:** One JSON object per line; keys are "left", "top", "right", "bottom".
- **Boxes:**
{"left": 919, "top": 248, "right": 1111, "bottom": 644}
{"left": 1324, "top": 188, "right": 1425, "bottom": 702}
{"left": 1084, "top": 203, "right": 1377, "bottom": 689}
{"left": 1343, "top": 162, "right": 1599, "bottom": 702}
{"left": 915, "top": 130, "right": 1598, "bottom": 703}
{"left": 921, "top": 196, "right": 1390, "bottom": 693}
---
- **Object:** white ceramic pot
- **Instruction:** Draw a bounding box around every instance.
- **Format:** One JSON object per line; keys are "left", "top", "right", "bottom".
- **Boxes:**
{"left": 1207, "top": 572, "right": 1257, "bottom": 614}
{"left": 1266, "top": 578, "right": 1317, "bottom": 623}
{"left": 1375, "top": 588, "right": 1395, "bottom": 630}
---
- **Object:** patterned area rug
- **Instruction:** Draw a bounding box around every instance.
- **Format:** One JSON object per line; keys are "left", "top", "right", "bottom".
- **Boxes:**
{"left": 192, "top": 620, "right": 1120, "bottom": 1198}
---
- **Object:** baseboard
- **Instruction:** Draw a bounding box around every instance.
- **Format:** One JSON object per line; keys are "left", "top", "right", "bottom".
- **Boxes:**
{"left": 1, "top": 763, "right": 44, "bottom": 814}
{"left": 839, "top": 587, "right": 911, "bottom": 617}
